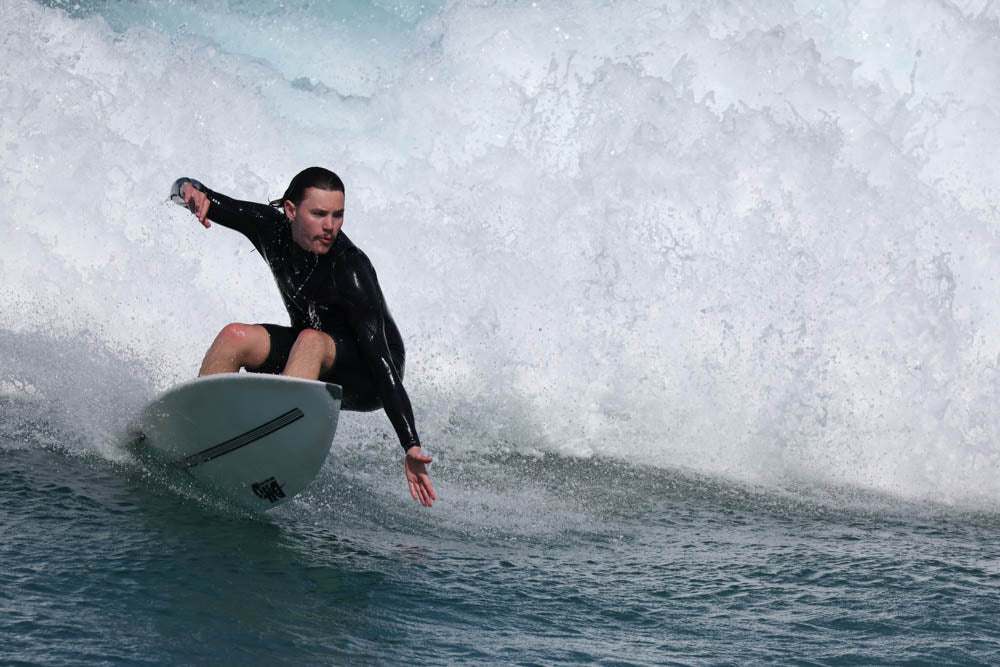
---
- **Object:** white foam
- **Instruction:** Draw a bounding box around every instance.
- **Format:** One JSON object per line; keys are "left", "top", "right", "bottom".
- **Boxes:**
{"left": 3, "top": 0, "right": 1000, "bottom": 506}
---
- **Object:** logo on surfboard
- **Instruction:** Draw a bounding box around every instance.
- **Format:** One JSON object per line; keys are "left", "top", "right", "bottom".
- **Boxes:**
{"left": 252, "top": 476, "right": 287, "bottom": 503}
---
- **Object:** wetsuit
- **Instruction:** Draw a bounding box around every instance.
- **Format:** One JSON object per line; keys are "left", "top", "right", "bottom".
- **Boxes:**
{"left": 170, "top": 178, "right": 420, "bottom": 453}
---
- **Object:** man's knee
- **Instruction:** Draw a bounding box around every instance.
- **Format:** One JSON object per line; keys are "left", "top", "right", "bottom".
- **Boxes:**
{"left": 295, "top": 329, "right": 336, "bottom": 365}
{"left": 216, "top": 322, "right": 253, "bottom": 345}
{"left": 214, "top": 323, "right": 269, "bottom": 366}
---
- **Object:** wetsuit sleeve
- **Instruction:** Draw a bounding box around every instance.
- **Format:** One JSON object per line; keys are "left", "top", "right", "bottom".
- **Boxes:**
{"left": 169, "top": 177, "right": 283, "bottom": 245}
{"left": 339, "top": 255, "right": 421, "bottom": 452}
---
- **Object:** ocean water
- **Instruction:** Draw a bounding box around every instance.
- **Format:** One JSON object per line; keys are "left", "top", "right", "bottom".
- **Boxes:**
{"left": 3, "top": 0, "right": 1000, "bottom": 663}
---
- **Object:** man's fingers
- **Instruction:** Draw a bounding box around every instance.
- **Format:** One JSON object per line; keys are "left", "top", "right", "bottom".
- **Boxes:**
{"left": 199, "top": 199, "right": 211, "bottom": 226}
{"left": 405, "top": 455, "right": 435, "bottom": 506}
{"left": 182, "top": 188, "right": 211, "bottom": 227}
{"left": 409, "top": 478, "right": 423, "bottom": 504}
{"left": 420, "top": 475, "right": 437, "bottom": 501}
{"left": 408, "top": 475, "right": 433, "bottom": 506}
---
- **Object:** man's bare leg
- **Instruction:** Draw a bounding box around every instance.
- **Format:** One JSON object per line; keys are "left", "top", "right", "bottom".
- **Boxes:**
{"left": 199, "top": 323, "right": 272, "bottom": 376}
{"left": 282, "top": 329, "right": 336, "bottom": 380}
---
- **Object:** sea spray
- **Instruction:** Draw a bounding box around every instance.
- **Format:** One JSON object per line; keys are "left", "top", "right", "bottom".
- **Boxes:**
{"left": 2, "top": 0, "right": 1000, "bottom": 507}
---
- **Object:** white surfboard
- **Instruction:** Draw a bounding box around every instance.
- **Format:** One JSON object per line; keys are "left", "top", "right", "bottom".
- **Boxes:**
{"left": 133, "top": 374, "right": 342, "bottom": 510}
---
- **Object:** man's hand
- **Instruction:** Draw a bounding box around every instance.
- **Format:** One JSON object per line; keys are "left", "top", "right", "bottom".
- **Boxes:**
{"left": 405, "top": 446, "right": 436, "bottom": 506}
{"left": 181, "top": 182, "right": 212, "bottom": 227}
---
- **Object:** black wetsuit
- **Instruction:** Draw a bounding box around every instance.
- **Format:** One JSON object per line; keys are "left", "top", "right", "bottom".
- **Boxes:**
{"left": 171, "top": 178, "right": 420, "bottom": 452}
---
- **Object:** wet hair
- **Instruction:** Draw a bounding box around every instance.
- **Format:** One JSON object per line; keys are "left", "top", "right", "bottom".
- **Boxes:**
{"left": 269, "top": 166, "right": 345, "bottom": 209}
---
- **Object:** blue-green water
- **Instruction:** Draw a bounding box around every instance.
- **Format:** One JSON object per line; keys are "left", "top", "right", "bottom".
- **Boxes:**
{"left": 5, "top": 430, "right": 1000, "bottom": 664}
{"left": 4, "top": 0, "right": 1000, "bottom": 662}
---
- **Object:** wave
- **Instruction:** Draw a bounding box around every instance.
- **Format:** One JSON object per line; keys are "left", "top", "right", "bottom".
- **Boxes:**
{"left": 3, "top": 0, "right": 1000, "bottom": 506}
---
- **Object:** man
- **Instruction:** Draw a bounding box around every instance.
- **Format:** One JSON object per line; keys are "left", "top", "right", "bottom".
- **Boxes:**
{"left": 170, "top": 167, "right": 435, "bottom": 506}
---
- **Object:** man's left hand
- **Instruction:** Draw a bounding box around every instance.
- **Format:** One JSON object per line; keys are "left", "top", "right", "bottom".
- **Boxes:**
{"left": 404, "top": 446, "right": 436, "bottom": 507}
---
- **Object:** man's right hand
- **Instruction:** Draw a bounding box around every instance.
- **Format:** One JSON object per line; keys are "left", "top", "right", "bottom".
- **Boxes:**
{"left": 181, "top": 182, "right": 212, "bottom": 228}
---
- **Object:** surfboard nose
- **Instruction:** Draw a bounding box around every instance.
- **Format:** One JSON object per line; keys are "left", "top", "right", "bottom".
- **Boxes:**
{"left": 135, "top": 374, "right": 341, "bottom": 510}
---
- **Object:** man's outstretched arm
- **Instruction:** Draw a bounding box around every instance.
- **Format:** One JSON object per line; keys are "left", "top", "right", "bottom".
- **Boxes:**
{"left": 339, "top": 256, "right": 436, "bottom": 506}
{"left": 169, "top": 177, "right": 283, "bottom": 240}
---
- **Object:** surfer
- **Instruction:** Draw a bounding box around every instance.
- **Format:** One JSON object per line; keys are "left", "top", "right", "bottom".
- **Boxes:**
{"left": 169, "top": 167, "right": 435, "bottom": 506}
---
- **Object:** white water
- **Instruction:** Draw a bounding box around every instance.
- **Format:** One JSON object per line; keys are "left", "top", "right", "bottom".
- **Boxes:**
{"left": 2, "top": 0, "right": 1000, "bottom": 506}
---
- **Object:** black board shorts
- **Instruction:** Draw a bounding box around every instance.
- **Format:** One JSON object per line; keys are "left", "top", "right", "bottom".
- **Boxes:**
{"left": 250, "top": 323, "right": 405, "bottom": 413}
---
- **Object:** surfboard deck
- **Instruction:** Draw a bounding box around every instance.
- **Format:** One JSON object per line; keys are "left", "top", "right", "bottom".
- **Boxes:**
{"left": 133, "top": 374, "right": 342, "bottom": 510}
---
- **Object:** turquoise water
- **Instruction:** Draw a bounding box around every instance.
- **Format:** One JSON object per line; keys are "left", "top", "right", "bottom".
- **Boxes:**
{"left": 5, "top": 429, "right": 1000, "bottom": 663}
{"left": 4, "top": 0, "right": 1000, "bottom": 662}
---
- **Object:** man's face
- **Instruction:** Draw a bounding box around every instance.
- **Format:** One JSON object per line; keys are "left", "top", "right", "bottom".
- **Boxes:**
{"left": 287, "top": 187, "right": 345, "bottom": 254}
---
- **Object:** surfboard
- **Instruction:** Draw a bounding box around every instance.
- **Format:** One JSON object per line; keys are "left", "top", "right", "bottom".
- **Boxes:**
{"left": 133, "top": 374, "right": 342, "bottom": 510}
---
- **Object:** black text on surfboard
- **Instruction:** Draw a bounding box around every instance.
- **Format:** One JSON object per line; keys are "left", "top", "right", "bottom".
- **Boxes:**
{"left": 252, "top": 476, "right": 287, "bottom": 503}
